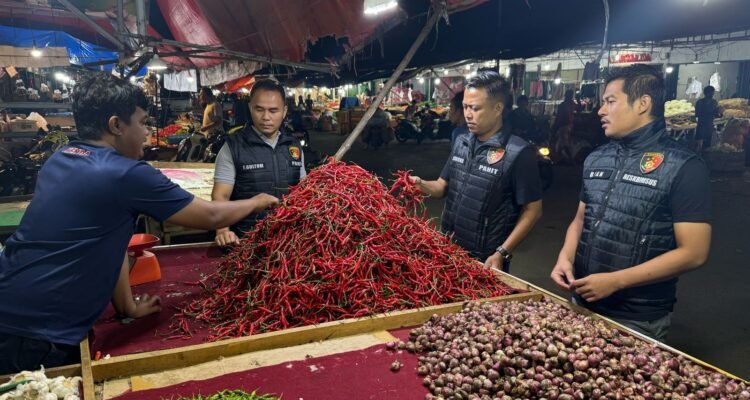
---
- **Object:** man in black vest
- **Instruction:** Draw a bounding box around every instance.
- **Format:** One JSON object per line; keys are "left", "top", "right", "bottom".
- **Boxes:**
{"left": 410, "top": 71, "right": 543, "bottom": 272}
{"left": 551, "top": 64, "right": 712, "bottom": 341}
{"left": 212, "top": 80, "right": 305, "bottom": 245}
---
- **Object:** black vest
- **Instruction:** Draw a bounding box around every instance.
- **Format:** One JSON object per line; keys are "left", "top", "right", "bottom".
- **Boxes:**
{"left": 441, "top": 131, "right": 530, "bottom": 260}
{"left": 575, "top": 119, "right": 697, "bottom": 321}
{"left": 226, "top": 126, "right": 302, "bottom": 235}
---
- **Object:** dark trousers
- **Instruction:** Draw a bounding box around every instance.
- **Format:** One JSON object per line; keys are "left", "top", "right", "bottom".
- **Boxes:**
{"left": 0, "top": 332, "right": 79, "bottom": 375}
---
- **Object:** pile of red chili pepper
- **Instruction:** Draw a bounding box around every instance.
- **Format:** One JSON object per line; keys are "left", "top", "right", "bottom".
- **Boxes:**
{"left": 174, "top": 159, "right": 520, "bottom": 341}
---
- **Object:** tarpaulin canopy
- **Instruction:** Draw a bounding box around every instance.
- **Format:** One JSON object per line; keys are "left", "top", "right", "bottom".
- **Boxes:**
{"left": 223, "top": 75, "right": 256, "bottom": 94}
{"left": 0, "top": 25, "right": 118, "bottom": 66}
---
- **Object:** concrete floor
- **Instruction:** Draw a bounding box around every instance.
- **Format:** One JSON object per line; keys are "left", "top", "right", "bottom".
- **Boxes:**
{"left": 309, "top": 129, "right": 750, "bottom": 380}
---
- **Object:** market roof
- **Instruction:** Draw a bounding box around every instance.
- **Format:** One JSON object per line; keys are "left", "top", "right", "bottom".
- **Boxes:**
{"left": 2, "top": 0, "right": 750, "bottom": 84}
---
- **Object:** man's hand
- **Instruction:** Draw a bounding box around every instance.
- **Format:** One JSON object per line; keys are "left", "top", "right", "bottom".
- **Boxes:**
{"left": 484, "top": 252, "right": 503, "bottom": 270}
{"left": 215, "top": 229, "right": 239, "bottom": 246}
{"left": 571, "top": 272, "right": 623, "bottom": 302}
{"left": 129, "top": 293, "right": 161, "bottom": 318}
{"left": 551, "top": 258, "right": 575, "bottom": 291}
{"left": 408, "top": 176, "right": 423, "bottom": 190}
{"left": 251, "top": 193, "right": 280, "bottom": 212}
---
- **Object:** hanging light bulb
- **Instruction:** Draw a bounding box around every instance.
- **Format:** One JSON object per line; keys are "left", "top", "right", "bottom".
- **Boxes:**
{"left": 30, "top": 40, "right": 43, "bottom": 58}
{"left": 434, "top": 78, "right": 441, "bottom": 84}
{"left": 665, "top": 65, "right": 674, "bottom": 74}
{"left": 146, "top": 49, "right": 168, "bottom": 71}
{"left": 443, "top": 70, "right": 449, "bottom": 76}
{"left": 418, "top": 77, "right": 425, "bottom": 84}
{"left": 554, "top": 77, "right": 562, "bottom": 85}
{"left": 465, "top": 64, "right": 472, "bottom": 71}
{"left": 544, "top": 64, "right": 551, "bottom": 71}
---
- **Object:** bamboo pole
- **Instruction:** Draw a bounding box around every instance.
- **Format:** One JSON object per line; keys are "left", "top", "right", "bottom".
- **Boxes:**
{"left": 333, "top": 5, "right": 445, "bottom": 161}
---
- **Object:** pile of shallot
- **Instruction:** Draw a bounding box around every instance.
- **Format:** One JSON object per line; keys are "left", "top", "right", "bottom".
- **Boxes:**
{"left": 407, "top": 301, "right": 748, "bottom": 400}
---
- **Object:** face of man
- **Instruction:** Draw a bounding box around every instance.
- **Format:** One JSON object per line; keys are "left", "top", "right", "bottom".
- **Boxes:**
{"left": 463, "top": 87, "right": 504, "bottom": 139}
{"left": 114, "top": 106, "right": 149, "bottom": 159}
{"left": 250, "top": 89, "right": 287, "bottom": 137}
{"left": 598, "top": 79, "right": 652, "bottom": 139}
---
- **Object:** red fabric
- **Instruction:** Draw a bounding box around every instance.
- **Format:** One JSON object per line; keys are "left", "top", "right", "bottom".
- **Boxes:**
{"left": 156, "top": 0, "right": 224, "bottom": 69}
{"left": 89, "top": 246, "right": 223, "bottom": 357}
{"left": 224, "top": 76, "right": 256, "bottom": 93}
{"left": 112, "top": 336, "right": 427, "bottom": 400}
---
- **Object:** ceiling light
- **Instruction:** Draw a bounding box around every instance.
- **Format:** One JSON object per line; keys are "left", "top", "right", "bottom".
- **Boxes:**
{"left": 443, "top": 70, "right": 449, "bottom": 76}
{"left": 692, "top": 60, "right": 700, "bottom": 64}
{"left": 434, "top": 78, "right": 441, "bottom": 84}
{"left": 554, "top": 77, "right": 562, "bottom": 85}
{"left": 146, "top": 54, "right": 168, "bottom": 71}
{"left": 418, "top": 77, "right": 425, "bottom": 84}
{"left": 465, "top": 64, "right": 472, "bottom": 71}
{"left": 665, "top": 66, "right": 674, "bottom": 74}
{"left": 544, "top": 64, "right": 551, "bottom": 71}
{"left": 30, "top": 40, "right": 43, "bottom": 58}
{"left": 714, "top": 61, "right": 721, "bottom": 65}
{"left": 364, "top": 0, "right": 398, "bottom": 15}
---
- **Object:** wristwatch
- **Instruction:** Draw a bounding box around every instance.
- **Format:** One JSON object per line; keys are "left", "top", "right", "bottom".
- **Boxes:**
{"left": 496, "top": 246, "right": 513, "bottom": 261}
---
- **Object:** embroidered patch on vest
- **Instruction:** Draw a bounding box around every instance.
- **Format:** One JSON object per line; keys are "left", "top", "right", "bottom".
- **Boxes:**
{"left": 241, "top": 163, "right": 265, "bottom": 171}
{"left": 486, "top": 148, "right": 505, "bottom": 164}
{"left": 640, "top": 152, "right": 664, "bottom": 174}
{"left": 478, "top": 164, "right": 499, "bottom": 175}
{"left": 452, "top": 155, "right": 465, "bottom": 164}
{"left": 291, "top": 160, "right": 303, "bottom": 167}
{"left": 62, "top": 147, "right": 90, "bottom": 157}
{"left": 622, "top": 173, "right": 659, "bottom": 188}
{"left": 585, "top": 169, "right": 613, "bottom": 180}
{"left": 289, "top": 146, "right": 301, "bottom": 160}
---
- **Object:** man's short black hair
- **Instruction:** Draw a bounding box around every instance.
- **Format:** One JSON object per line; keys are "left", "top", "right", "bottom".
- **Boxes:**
{"left": 72, "top": 71, "right": 149, "bottom": 140}
{"left": 604, "top": 64, "right": 665, "bottom": 118}
{"left": 703, "top": 85, "right": 716, "bottom": 97}
{"left": 200, "top": 86, "right": 215, "bottom": 100}
{"left": 516, "top": 95, "right": 529, "bottom": 104}
{"left": 465, "top": 70, "right": 511, "bottom": 105}
{"left": 250, "top": 79, "right": 286, "bottom": 104}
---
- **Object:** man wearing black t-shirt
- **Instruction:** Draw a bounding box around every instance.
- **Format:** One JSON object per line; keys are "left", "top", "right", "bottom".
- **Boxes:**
{"left": 410, "top": 71, "right": 543, "bottom": 272}
{"left": 551, "top": 65, "right": 712, "bottom": 341}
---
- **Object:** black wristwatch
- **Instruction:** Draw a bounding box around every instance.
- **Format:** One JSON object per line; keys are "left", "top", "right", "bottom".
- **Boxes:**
{"left": 496, "top": 246, "right": 513, "bottom": 261}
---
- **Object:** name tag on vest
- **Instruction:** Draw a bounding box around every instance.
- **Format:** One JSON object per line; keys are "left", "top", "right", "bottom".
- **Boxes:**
{"left": 291, "top": 160, "right": 303, "bottom": 167}
{"left": 585, "top": 169, "right": 612, "bottom": 180}
{"left": 477, "top": 164, "right": 499, "bottom": 175}
{"left": 242, "top": 163, "right": 265, "bottom": 171}
{"left": 621, "top": 173, "right": 659, "bottom": 188}
{"left": 452, "top": 156, "right": 465, "bottom": 164}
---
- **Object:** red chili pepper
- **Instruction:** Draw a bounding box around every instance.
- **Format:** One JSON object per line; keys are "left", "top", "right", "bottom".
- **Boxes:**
{"left": 168, "top": 158, "right": 522, "bottom": 341}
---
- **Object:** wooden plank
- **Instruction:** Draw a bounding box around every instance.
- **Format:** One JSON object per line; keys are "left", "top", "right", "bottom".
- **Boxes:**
{"left": 78, "top": 337, "right": 95, "bottom": 400}
{"left": 91, "top": 292, "right": 540, "bottom": 382}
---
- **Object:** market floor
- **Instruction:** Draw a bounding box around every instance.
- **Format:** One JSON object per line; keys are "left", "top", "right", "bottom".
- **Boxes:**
{"left": 308, "top": 129, "right": 750, "bottom": 380}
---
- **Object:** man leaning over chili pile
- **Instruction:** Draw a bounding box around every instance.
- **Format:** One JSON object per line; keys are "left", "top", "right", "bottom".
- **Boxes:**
{"left": 0, "top": 72, "right": 278, "bottom": 374}
{"left": 551, "top": 64, "right": 712, "bottom": 341}
{"left": 410, "top": 71, "right": 543, "bottom": 272}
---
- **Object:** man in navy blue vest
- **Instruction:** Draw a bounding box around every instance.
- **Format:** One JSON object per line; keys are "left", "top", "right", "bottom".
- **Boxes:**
{"left": 0, "top": 72, "right": 279, "bottom": 374}
{"left": 212, "top": 80, "right": 305, "bottom": 246}
{"left": 551, "top": 64, "right": 712, "bottom": 341}
{"left": 410, "top": 71, "right": 543, "bottom": 272}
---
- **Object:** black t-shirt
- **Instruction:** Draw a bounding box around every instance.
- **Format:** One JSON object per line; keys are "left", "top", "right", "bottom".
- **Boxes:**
{"left": 441, "top": 146, "right": 543, "bottom": 206}
{"left": 579, "top": 157, "right": 712, "bottom": 222}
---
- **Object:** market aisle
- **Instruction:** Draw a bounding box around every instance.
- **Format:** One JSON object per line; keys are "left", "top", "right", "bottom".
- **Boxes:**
{"left": 310, "top": 129, "right": 750, "bottom": 379}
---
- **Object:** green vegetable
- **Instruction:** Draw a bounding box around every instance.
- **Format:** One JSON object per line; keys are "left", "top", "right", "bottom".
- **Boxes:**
{"left": 0, "top": 380, "right": 29, "bottom": 395}
{"left": 165, "top": 389, "right": 280, "bottom": 400}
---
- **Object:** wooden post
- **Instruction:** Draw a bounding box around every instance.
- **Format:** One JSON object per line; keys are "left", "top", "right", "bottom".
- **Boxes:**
{"left": 78, "top": 337, "right": 95, "bottom": 399}
{"left": 333, "top": 6, "right": 445, "bottom": 161}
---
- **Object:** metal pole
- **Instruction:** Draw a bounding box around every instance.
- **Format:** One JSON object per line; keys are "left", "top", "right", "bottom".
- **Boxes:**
{"left": 135, "top": 0, "right": 147, "bottom": 38}
{"left": 56, "top": 0, "right": 124, "bottom": 50}
{"left": 116, "top": 0, "right": 124, "bottom": 36}
{"left": 333, "top": 6, "right": 444, "bottom": 161}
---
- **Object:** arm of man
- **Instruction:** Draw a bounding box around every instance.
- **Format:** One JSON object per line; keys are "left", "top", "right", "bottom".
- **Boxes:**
{"left": 485, "top": 147, "right": 543, "bottom": 269}
{"left": 408, "top": 157, "right": 451, "bottom": 199}
{"left": 551, "top": 201, "right": 585, "bottom": 291}
{"left": 111, "top": 254, "right": 161, "bottom": 318}
{"left": 211, "top": 144, "right": 239, "bottom": 246}
{"left": 572, "top": 223, "right": 711, "bottom": 302}
{"left": 572, "top": 159, "right": 712, "bottom": 301}
{"left": 201, "top": 103, "right": 222, "bottom": 132}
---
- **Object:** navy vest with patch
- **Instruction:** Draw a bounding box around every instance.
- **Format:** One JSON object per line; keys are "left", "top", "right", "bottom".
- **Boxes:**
{"left": 441, "top": 131, "right": 530, "bottom": 260}
{"left": 226, "top": 126, "right": 302, "bottom": 235}
{"left": 575, "top": 118, "right": 697, "bottom": 321}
